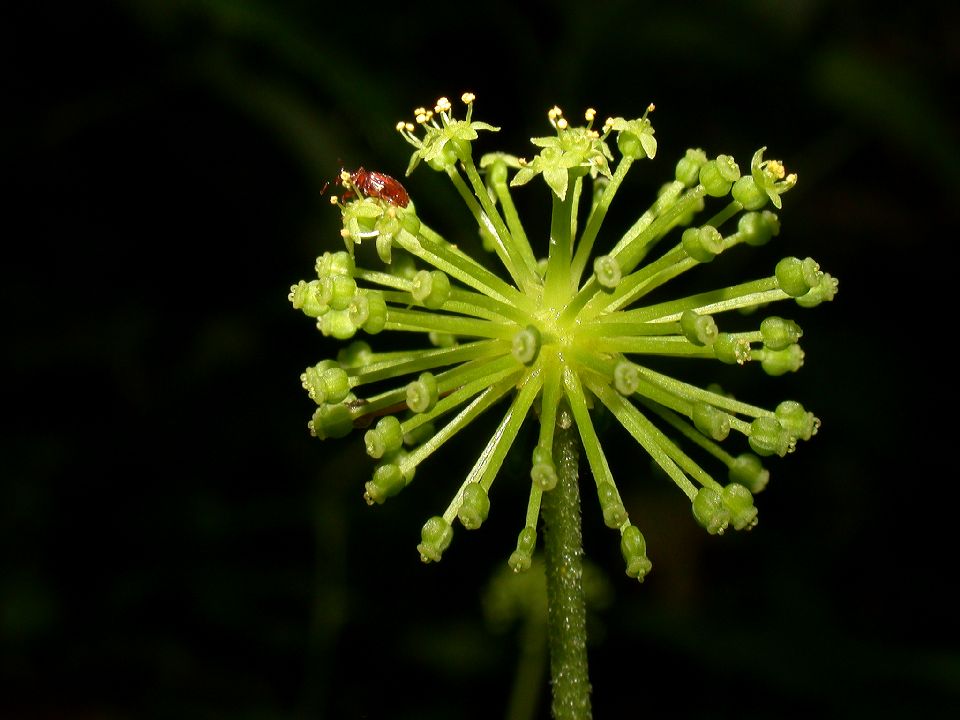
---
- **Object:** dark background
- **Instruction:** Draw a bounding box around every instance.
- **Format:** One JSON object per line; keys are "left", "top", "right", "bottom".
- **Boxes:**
{"left": 4, "top": 1, "right": 958, "bottom": 718}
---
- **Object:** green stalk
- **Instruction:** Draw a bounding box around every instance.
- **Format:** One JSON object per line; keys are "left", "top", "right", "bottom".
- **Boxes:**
{"left": 542, "top": 414, "right": 592, "bottom": 720}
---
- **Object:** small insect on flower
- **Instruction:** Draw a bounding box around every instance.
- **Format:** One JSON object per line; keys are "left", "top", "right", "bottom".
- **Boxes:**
{"left": 323, "top": 166, "right": 410, "bottom": 208}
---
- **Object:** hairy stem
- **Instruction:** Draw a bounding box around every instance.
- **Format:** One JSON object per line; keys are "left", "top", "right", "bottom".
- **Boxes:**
{"left": 542, "top": 414, "right": 591, "bottom": 719}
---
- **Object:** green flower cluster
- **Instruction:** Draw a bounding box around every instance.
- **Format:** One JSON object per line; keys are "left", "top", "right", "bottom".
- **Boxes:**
{"left": 290, "top": 94, "right": 837, "bottom": 580}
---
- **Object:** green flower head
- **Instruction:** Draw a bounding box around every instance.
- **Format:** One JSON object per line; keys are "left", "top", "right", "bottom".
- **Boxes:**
{"left": 291, "top": 93, "right": 837, "bottom": 580}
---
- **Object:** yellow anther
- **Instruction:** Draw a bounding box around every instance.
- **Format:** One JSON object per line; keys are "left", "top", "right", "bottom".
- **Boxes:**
{"left": 340, "top": 170, "right": 351, "bottom": 183}
{"left": 785, "top": 172, "right": 798, "bottom": 184}
{"left": 435, "top": 97, "right": 452, "bottom": 113}
{"left": 584, "top": 108, "right": 596, "bottom": 122}
{"left": 767, "top": 159, "right": 786, "bottom": 179}
{"left": 557, "top": 117, "right": 568, "bottom": 130}
{"left": 395, "top": 121, "right": 406, "bottom": 131}
{"left": 647, "top": 103, "right": 656, "bottom": 112}
{"left": 414, "top": 107, "right": 427, "bottom": 116}
{"left": 405, "top": 122, "right": 415, "bottom": 132}
{"left": 340, "top": 228, "right": 349, "bottom": 237}
{"left": 461, "top": 92, "right": 475, "bottom": 104}
{"left": 548, "top": 105, "right": 563, "bottom": 119}
{"left": 329, "top": 195, "right": 339, "bottom": 204}
{"left": 416, "top": 112, "right": 429, "bottom": 124}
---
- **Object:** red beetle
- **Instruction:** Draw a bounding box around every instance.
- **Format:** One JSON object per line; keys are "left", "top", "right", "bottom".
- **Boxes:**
{"left": 323, "top": 166, "right": 410, "bottom": 208}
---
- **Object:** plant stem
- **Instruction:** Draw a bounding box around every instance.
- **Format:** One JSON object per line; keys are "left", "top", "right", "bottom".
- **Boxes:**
{"left": 542, "top": 414, "right": 592, "bottom": 719}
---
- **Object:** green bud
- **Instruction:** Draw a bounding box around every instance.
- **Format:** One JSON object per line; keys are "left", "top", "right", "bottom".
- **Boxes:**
{"left": 680, "top": 309, "right": 718, "bottom": 346}
{"left": 593, "top": 254, "right": 622, "bottom": 290}
{"left": 760, "top": 316, "right": 802, "bottom": 350}
{"left": 692, "top": 486, "right": 730, "bottom": 535}
{"left": 597, "top": 482, "right": 628, "bottom": 529}
{"left": 318, "top": 309, "right": 358, "bottom": 340}
{"left": 775, "top": 400, "right": 819, "bottom": 441}
{"left": 775, "top": 256, "right": 821, "bottom": 297}
{"left": 411, "top": 269, "right": 451, "bottom": 309}
{"left": 713, "top": 332, "right": 751, "bottom": 365}
{"left": 749, "top": 416, "right": 793, "bottom": 457}
{"left": 511, "top": 325, "right": 541, "bottom": 365}
{"left": 308, "top": 403, "right": 353, "bottom": 440}
{"left": 364, "top": 462, "right": 406, "bottom": 505}
{"left": 738, "top": 210, "right": 780, "bottom": 246}
{"left": 320, "top": 274, "right": 358, "bottom": 311}
{"left": 531, "top": 445, "right": 557, "bottom": 491}
{"left": 675, "top": 148, "right": 708, "bottom": 187}
{"left": 699, "top": 155, "right": 740, "bottom": 197}
{"left": 796, "top": 273, "right": 839, "bottom": 307}
{"left": 403, "top": 420, "right": 436, "bottom": 447}
{"left": 362, "top": 291, "right": 387, "bottom": 334}
{"left": 613, "top": 359, "right": 640, "bottom": 396}
{"left": 301, "top": 363, "right": 350, "bottom": 405}
{"left": 620, "top": 524, "right": 652, "bottom": 581}
{"left": 337, "top": 340, "right": 372, "bottom": 368}
{"left": 289, "top": 280, "right": 328, "bottom": 318}
{"left": 418, "top": 516, "right": 454, "bottom": 563}
{"left": 692, "top": 402, "right": 731, "bottom": 441}
{"left": 458, "top": 483, "right": 491, "bottom": 530}
{"left": 316, "top": 250, "right": 355, "bottom": 279}
{"left": 722, "top": 483, "right": 758, "bottom": 530}
{"left": 364, "top": 415, "right": 403, "bottom": 459}
{"left": 729, "top": 453, "right": 769, "bottom": 493}
{"left": 760, "top": 344, "right": 804, "bottom": 376}
{"left": 406, "top": 372, "right": 438, "bottom": 413}
{"left": 731, "top": 175, "right": 767, "bottom": 210}
{"left": 682, "top": 225, "right": 724, "bottom": 262}
{"left": 508, "top": 526, "right": 537, "bottom": 572}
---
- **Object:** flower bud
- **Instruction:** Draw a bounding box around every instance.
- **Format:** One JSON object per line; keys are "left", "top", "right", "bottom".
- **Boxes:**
{"left": 760, "top": 316, "right": 802, "bottom": 350}
{"left": 593, "top": 255, "right": 622, "bottom": 289}
{"left": 531, "top": 446, "right": 558, "bottom": 491}
{"left": 775, "top": 256, "right": 821, "bottom": 297}
{"left": 613, "top": 360, "right": 640, "bottom": 396}
{"left": 699, "top": 155, "right": 740, "bottom": 197}
{"left": 796, "top": 273, "right": 839, "bottom": 307}
{"left": 620, "top": 524, "right": 652, "bottom": 581}
{"left": 737, "top": 210, "right": 780, "bottom": 246}
{"left": 680, "top": 309, "right": 718, "bottom": 346}
{"left": 289, "top": 280, "right": 328, "bottom": 318}
{"left": 749, "top": 416, "right": 794, "bottom": 457}
{"left": 760, "top": 344, "right": 804, "bottom": 376}
{"left": 729, "top": 453, "right": 769, "bottom": 493}
{"left": 458, "top": 483, "right": 491, "bottom": 530}
{"left": 308, "top": 403, "right": 353, "bottom": 440}
{"left": 411, "top": 269, "right": 451, "bottom": 309}
{"left": 675, "top": 148, "right": 708, "bottom": 187}
{"left": 406, "top": 372, "right": 439, "bottom": 413}
{"left": 692, "top": 486, "right": 730, "bottom": 535}
{"left": 301, "top": 363, "right": 350, "bottom": 405}
{"left": 722, "top": 482, "right": 758, "bottom": 530}
{"left": 713, "top": 333, "right": 751, "bottom": 365}
{"left": 364, "top": 415, "right": 403, "bottom": 459}
{"left": 775, "top": 400, "right": 819, "bottom": 441}
{"left": 509, "top": 526, "right": 537, "bottom": 572}
{"left": 597, "top": 482, "right": 627, "bottom": 529}
{"left": 682, "top": 225, "right": 724, "bottom": 263}
{"left": 418, "top": 516, "right": 454, "bottom": 563}
{"left": 364, "top": 462, "right": 406, "bottom": 505}
{"left": 512, "top": 325, "right": 541, "bottom": 365}
{"left": 692, "top": 402, "right": 731, "bottom": 441}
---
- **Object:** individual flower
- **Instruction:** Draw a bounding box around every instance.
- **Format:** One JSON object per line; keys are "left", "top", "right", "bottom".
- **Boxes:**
{"left": 290, "top": 94, "right": 837, "bottom": 580}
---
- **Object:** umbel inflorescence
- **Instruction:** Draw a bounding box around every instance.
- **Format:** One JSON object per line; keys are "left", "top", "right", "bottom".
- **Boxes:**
{"left": 290, "top": 93, "right": 837, "bottom": 580}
